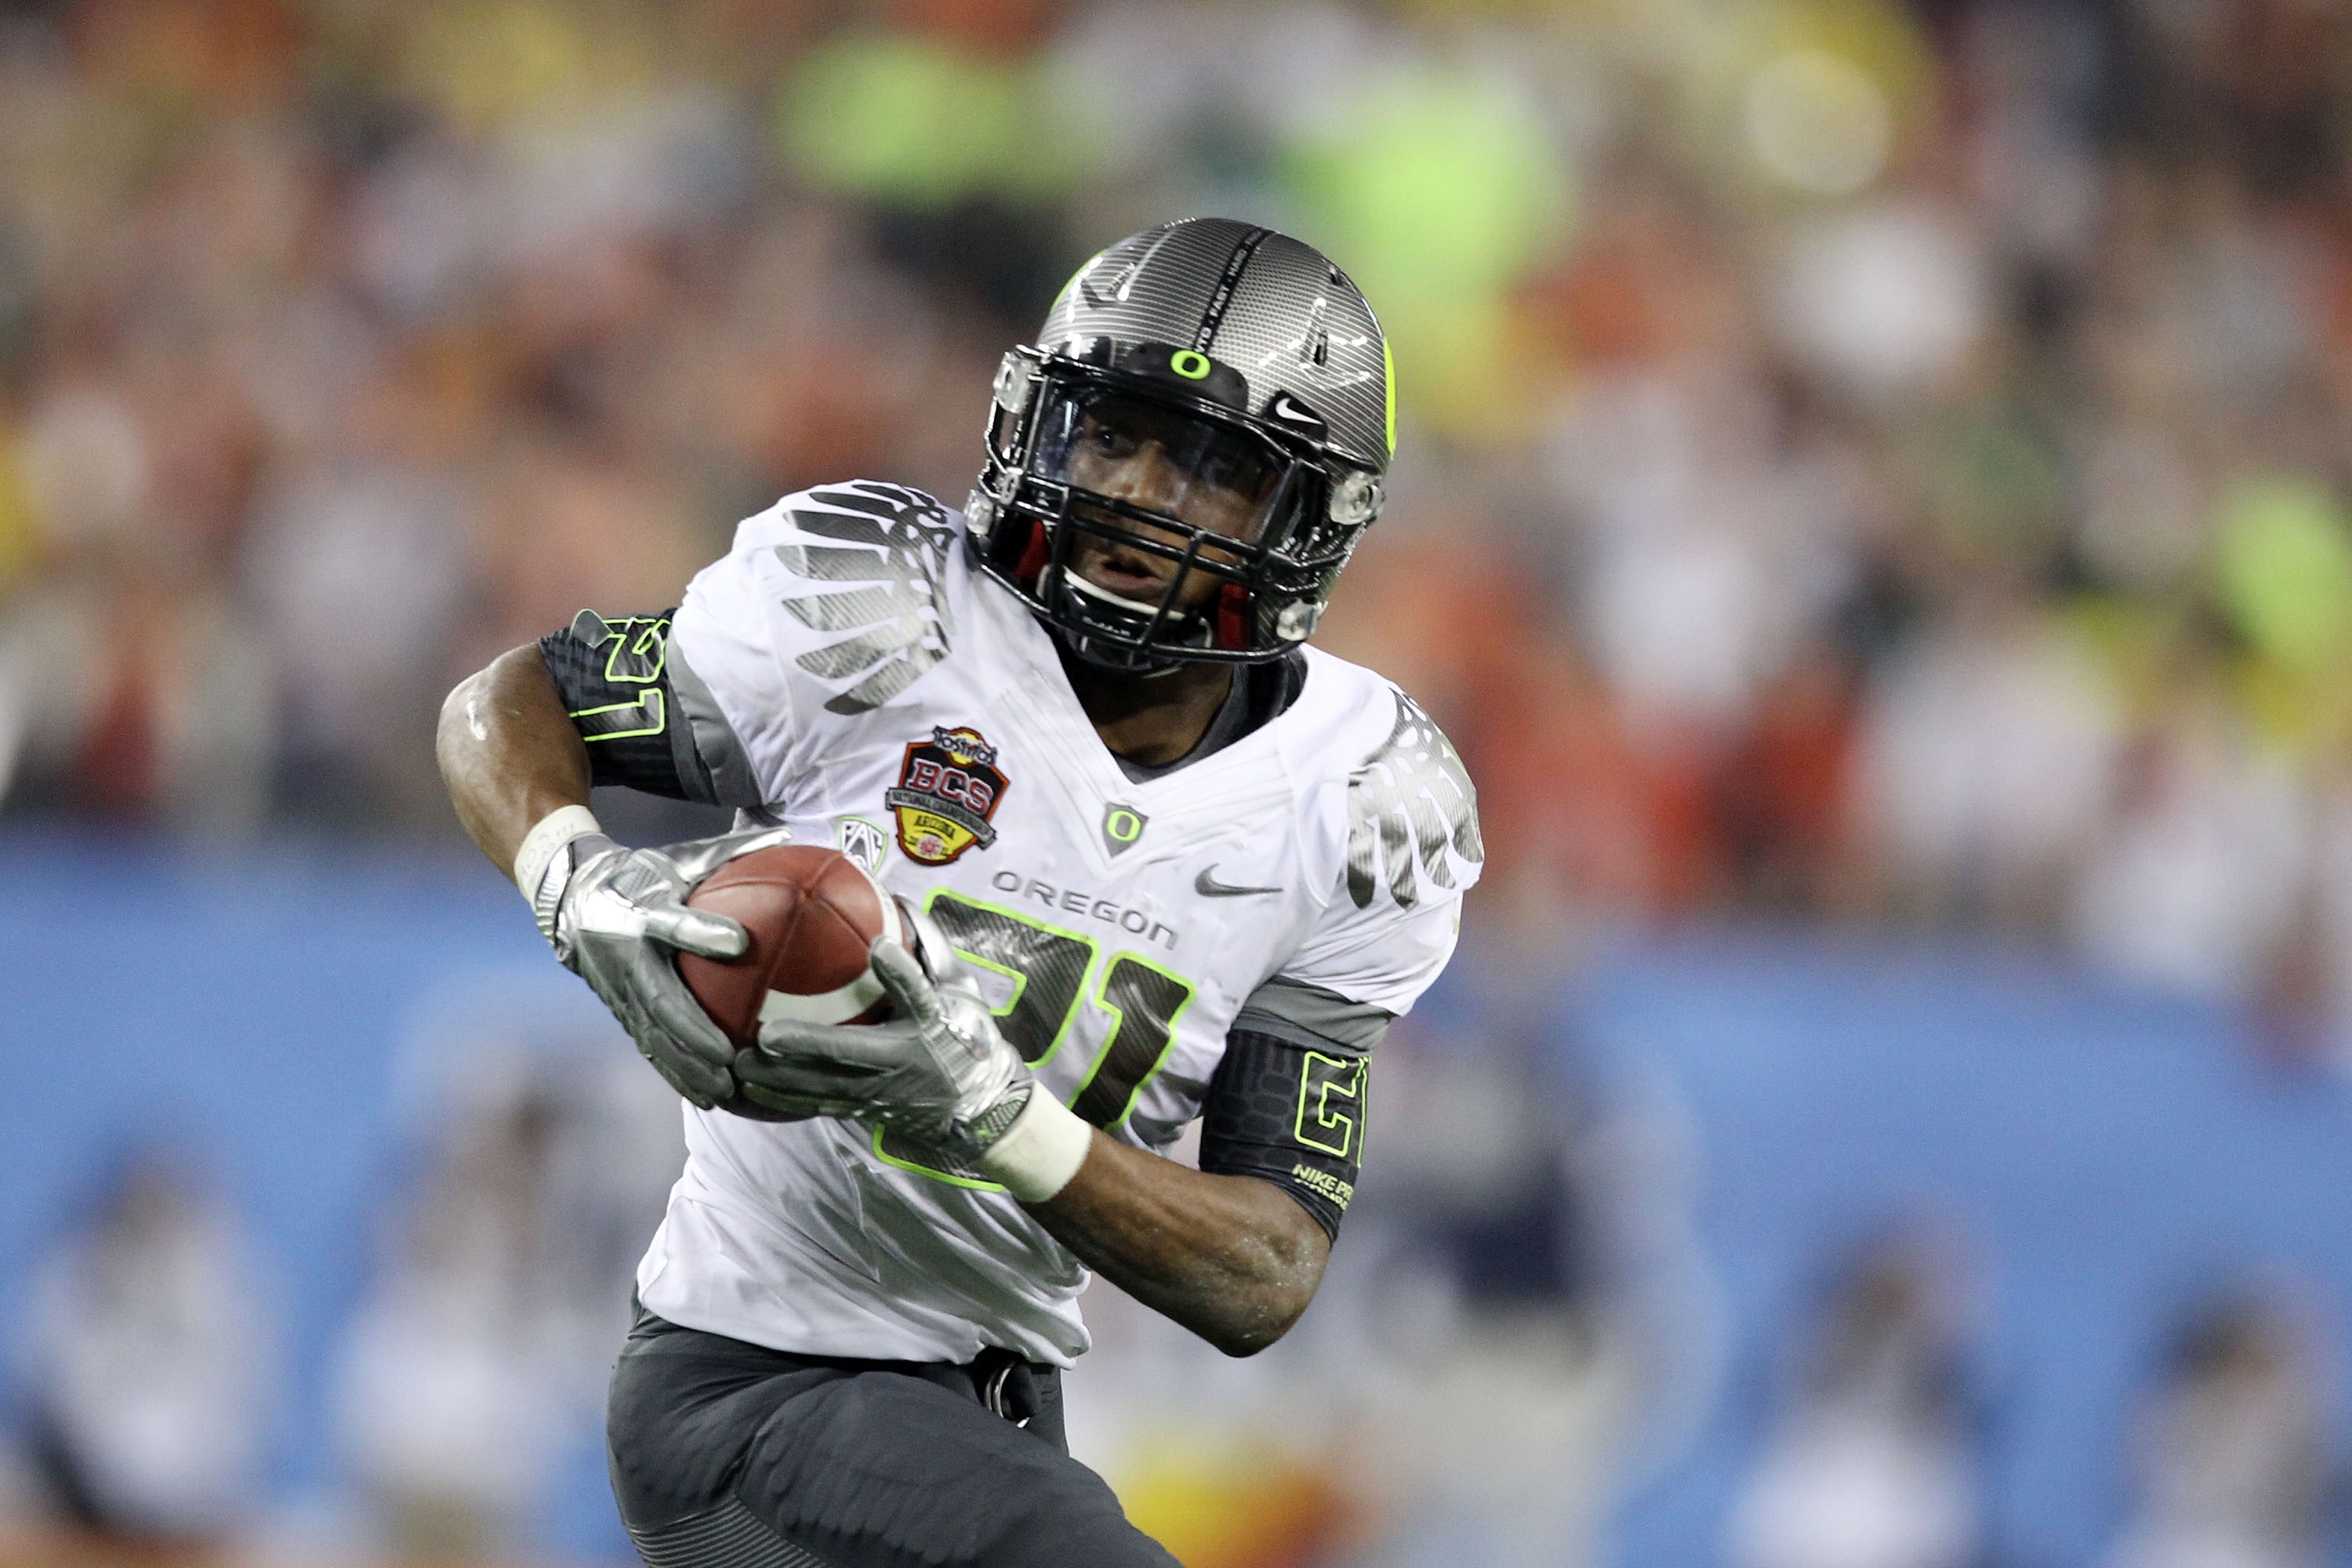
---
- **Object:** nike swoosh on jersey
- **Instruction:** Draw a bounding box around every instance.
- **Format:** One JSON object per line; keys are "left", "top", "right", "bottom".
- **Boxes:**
{"left": 1196, "top": 867, "right": 1283, "bottom": 898}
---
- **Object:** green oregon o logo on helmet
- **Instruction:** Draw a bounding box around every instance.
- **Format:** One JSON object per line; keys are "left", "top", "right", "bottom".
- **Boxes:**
{"left": 1167, "top": 350, "right": 1213, "bottom": 380}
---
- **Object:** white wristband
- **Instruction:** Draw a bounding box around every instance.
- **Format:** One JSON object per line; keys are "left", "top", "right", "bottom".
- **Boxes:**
{"left": 512, "top": 804, "right": 603, "bottom": 902}
{"left": 976, "top": 1089, "right": 1094, "bottom": 1203}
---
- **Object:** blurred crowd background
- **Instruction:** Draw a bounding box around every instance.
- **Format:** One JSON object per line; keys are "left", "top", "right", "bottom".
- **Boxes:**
{"left": 10, "top": 0, "right": 2352, "bottom": 1033}
{"left": 6, "top": 0, "right": 2352, "bottom": 1564}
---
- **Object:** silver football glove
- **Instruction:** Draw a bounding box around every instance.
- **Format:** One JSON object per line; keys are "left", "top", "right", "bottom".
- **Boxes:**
{"left": 737, "top": 905, "right": 1035, "bottom": 1157}
{"left": 535, "top": 825, "right": 793, "bottom": 1108}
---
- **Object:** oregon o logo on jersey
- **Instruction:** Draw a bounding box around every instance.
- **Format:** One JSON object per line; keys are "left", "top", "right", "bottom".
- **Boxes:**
{"left": 884, "top": 726, "right": 1009, "bottom": 866}
{"left": 1100, "top": 803, "right": 1147, "bottom": 856}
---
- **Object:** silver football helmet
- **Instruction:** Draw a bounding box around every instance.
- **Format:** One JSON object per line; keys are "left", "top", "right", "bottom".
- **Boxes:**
{"left": 967, "top": 219, "right": 1393, "bottom": 670}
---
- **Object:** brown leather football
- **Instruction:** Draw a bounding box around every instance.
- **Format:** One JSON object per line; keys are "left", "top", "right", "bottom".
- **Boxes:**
{"left": 676, "top": 844, "right": 902, "bottom": 1121}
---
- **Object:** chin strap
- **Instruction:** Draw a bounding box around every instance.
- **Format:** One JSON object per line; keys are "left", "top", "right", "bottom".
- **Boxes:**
{"left": 1051, "top": 622, "right": 1192, "bottom": 678}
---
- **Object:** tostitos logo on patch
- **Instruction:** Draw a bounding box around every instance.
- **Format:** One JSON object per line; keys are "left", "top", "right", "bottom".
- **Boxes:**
{"left": 884, "top": 727, "right": 1007, "bottom": 866}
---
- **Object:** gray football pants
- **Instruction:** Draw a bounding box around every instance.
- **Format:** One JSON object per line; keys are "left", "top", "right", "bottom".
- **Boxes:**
{"left": 607, "top": 1307, "right": 1180, "bottom": 1568}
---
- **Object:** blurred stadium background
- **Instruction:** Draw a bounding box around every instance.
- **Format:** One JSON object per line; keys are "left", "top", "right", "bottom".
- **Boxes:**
{"left": 3, "top": 0, "right": 2351, "bottom": 1563}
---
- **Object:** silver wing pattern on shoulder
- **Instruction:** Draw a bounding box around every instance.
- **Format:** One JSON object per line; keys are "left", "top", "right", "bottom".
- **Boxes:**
{"left": 1345, "top": 691, "right": 1483, "bottom": 909}
{"left": 771, "top": 483, "right": 959, "bottom": 715}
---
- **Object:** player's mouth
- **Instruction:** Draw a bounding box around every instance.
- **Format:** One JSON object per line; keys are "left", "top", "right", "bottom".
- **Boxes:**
{"left": 1081, "top": 553, "right": 1171, "bottom": 602}
{"left": 1072, "top": 538, "right": 1176, "bottom": 604}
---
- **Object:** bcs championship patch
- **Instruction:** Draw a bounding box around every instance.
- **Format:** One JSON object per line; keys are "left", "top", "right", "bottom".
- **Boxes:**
{"left": 884, "top": 726, "right": 1007, "bottom": 866}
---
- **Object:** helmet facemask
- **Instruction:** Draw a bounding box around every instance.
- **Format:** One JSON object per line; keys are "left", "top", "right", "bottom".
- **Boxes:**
{"left": 968, "top": 344, "right": 1382, "bottom": 673}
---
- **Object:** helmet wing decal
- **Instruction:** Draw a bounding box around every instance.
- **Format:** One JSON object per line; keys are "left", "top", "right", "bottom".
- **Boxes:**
{"left": 1076, "top": 224, "right": 1181, "bottom": 310}
{"left": 1345, "top": 692, "right": 1483, "bottom": 909}
{"left": 772, "top": 484, "right": 959, "bottom": 715}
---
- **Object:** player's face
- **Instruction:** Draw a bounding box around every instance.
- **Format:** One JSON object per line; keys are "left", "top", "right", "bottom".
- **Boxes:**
{"left": 1057, "top": 394, "right": 1283, "bottom": 613}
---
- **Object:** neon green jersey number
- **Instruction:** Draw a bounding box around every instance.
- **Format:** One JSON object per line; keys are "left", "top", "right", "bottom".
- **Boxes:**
{"left": 873, "top": 891, "right": 1196, "bottom": 1188}
{"left": 920, "top": 896, "right": 1091, "bottom": 1068}
{"left": 1070, "top": 956, "right": 1192, "bottom": 1129}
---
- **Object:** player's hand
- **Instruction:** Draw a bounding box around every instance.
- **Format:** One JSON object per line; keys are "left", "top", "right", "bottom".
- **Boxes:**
{"left": 739, "top": 912, "right": 1034, "bottom": 1157}
{"left": 537, "top": 825, "right": 792, "bottom": 1108}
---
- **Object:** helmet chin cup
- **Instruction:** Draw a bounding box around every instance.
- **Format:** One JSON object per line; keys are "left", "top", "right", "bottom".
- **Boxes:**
{"left": 1051, "top": 623, "right": 1189, "bottom": 677}
{"left": 1060, "top": 564, "right": 1163, "bottom": 623}
{"left": 1047, "top": 563, "right": 1204, "bottom": 675}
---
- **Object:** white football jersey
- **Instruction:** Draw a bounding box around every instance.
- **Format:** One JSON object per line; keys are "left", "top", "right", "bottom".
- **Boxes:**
{"left": 633, "top": 482, "right": 1482, "bottom": 1367}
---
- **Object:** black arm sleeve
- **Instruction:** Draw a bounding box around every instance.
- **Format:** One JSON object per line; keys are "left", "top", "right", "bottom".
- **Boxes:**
{"left": 538, "top": 609, "right": 717, "bottom": 801}
{"left": 1196, "top": 1029, "right": 1367, "bottom": 1243}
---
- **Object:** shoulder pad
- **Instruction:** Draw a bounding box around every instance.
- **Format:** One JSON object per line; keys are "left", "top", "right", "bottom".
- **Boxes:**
{"left": 1345, "top": 689, "right": 1483, "bottom": 909}
{"left": 768, "top": 482, "right": 960, "bottom": 715}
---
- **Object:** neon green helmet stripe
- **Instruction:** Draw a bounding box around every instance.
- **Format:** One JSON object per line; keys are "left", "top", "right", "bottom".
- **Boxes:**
{"left": 1383, "top": 338, "right": 1396, "bottom": 459}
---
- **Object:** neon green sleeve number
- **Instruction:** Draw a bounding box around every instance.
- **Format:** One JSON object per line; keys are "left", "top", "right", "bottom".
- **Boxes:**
{"left": 874, "top": 894, "right": 1198, "bottom": 1187}
{"left": 571, "top": 688, "right": 667, "bottom": 742}
{"left": 601, "top": 615, "right": 671, "bottom": 684}
{"left": 1294, "top": 1052, "right": 1363, "bottom": 1160}
{"left": 1069, "top": 956, "right": 1193, "bottom": 1131}
{"left": 569, "top": 612, "right": 673, "bottom": 740}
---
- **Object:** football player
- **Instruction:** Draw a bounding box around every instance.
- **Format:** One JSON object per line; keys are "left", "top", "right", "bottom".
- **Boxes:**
{"left": 437, "top": 219, "right": 1482, "bottom": 1567}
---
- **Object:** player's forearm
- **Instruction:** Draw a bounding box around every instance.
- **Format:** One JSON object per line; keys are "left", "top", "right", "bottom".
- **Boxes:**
{"left": 1030, "top": 1134, "right": 1329, "bottom": 1357}
{"left": 436, "top": 644, "right": 593, "bottom": 879}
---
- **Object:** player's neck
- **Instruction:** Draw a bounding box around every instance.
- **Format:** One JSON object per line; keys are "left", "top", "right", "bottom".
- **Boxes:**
{"left": 1058, "top": 648, "right": 1236, "bottom": 768}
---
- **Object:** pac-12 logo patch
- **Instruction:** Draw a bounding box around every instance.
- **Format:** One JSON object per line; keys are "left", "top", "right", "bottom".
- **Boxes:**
{"left": 884, "top": 727, "right": 1007, "bottom": 866}
{"left": 836, "top": 816, "right": 888, "bottom": 876}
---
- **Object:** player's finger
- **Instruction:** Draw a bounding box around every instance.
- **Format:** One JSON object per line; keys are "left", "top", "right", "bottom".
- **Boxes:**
{"left": 644, "top": 1028, "right": 730, "bottom": 1106}
{"left": 735, "top": 1063, "right": 887, "bottom": 1116}
{"left": 617, "top": 995, "right": 722, "bottom": 1107}
{"left": 641, "top": 985, "right": 739, "bottom": 1075}
{"left": 665, "top": 825, "right": 793, "bottom": 885}
{"left": 607, "top": 989, "right": 657, "bottom": 1054}
{"left": 750, "top": 1018, "right": 906, "bottom": 1071}
{"left": 735, "top": 1079, "right": 859, "bottom": 1119}
{"left": 736, "top": 1054, "right": 882, "bottom": 1102}
{"left": 612, "top": 981, "right": 731, "bottom": 1099}
{"left": 898, "top": 901, "right": 960, "bottom": 983}
{"left": 869, "top": 939, "right": 941, "bottom": 1024}
{"left": 645, "top": 905, "right": 749, "bottom": 961}
{"left": 642, "top": 1042, "right": 721, "bottom": 1109}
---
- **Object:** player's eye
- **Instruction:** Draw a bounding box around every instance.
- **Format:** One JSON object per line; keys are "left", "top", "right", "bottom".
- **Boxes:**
{"left": 1086, "top": 424, "right": 1141, "bottom": 457}
{"left": 1202, "top": 448, "right": 1274, "bottom": 499}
